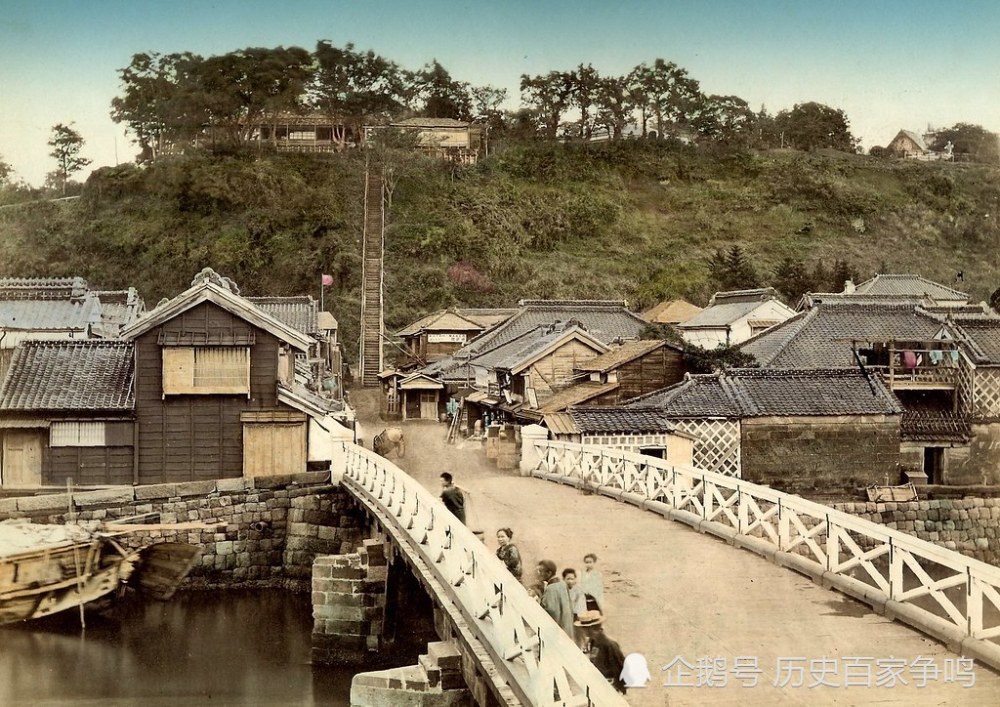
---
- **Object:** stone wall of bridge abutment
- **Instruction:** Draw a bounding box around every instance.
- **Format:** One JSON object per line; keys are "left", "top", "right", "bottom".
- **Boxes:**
{"left": 358, "top": 416, "right": 1000, "bottom": 705}
{"left": 0, "top": 473, "right": 369, "bottom": 586}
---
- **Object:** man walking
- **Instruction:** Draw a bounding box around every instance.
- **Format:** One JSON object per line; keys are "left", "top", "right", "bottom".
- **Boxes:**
{"left": 440, "top": 472, "right": 466, "bottom": 524}
{"left": 537, "top": 560, "right": 575, "bottom": 637}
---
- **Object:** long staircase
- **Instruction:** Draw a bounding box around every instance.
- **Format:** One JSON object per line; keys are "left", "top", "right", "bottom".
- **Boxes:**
{"left": 359, "top": 164, "right": 384, "bottom": 387}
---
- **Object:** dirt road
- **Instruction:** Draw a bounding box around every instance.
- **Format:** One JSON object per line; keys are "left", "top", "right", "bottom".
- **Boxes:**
{"left": 351, "top": 388, "right": 1000, "bottom": 706}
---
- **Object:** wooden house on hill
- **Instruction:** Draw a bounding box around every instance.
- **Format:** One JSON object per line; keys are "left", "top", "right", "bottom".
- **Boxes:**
{"left": 675, "top": 287, "right": 795, "bottom": 349}
{"left": 364, "top": 117, "right": 486, "bottom": 164}
{"left": 887, "top": 130, "right": 930, "bottom": 158}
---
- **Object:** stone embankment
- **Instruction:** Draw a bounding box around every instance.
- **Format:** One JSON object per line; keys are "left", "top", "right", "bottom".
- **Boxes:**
{"left": 0, "top": 473, "right": 367, "bottom": 588}
{"left": 833, "top": 497, "right": 1000, "bottom": 565}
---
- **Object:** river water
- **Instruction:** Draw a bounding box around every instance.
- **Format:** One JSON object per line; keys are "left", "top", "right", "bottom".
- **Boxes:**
{"left": 0, "top": 590, "right": 353, "bottom": 706}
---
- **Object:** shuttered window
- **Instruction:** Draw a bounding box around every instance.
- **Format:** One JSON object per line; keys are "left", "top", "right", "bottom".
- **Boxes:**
{"left": 162, "top": 346, "right": 250, "bottom": 395}
{"left": 51, "top": 422, "right": 106, "bottom": 447}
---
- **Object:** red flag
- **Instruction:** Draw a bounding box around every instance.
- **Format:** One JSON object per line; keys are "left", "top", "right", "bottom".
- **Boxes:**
{"left": 321, "top": 274, "right": 334, "bottom": 287}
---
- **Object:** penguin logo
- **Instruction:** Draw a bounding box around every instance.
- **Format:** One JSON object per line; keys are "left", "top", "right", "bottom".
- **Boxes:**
{"left": 620, "top": 652, "right": 651, "bottom": 688}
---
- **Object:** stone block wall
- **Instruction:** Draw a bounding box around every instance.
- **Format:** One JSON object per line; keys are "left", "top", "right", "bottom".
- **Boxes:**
{"left": 742, "top": 416, "right": 900, "bottom": 495}
{"left": 833, "top": 498, "right": 1000, "bottom": 565}
{"left": 312, "top": 539, "right": 388, "bottom": 664}
{"left": 0, "top": 473, "right": 368, "bottom": 589}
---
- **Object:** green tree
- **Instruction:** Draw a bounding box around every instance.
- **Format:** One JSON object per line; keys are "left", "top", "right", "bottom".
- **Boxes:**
{"left": 413, "top": 60, "right": 471, "bottom": 120}
{"left": 0, "top": 156, "right": 12, "bottom": 185}
{"left": 693, "top": 94, "right": 756, "bottom": 145}
{"left": 773, "top": 256, "right": 813, "bottom": 302}
{"left": 48, "top": 123, "right": 91, "bottom": 195}
{"left": 567, "top": 63, "right": 600, "bottom": 140}
{"left": 469, "top": 84, "right": 508, "bottom": 144}
{"left": 194, "top": 46, "right": 313, "bottom": 148}
{"left": 593, "top": 75, "right": 633, "bottom": 140}
{"left": 773, "top": 102, "right": 857, "bottom": 152}
{"left": 519, "top": 71, "right": 573, "bottom": 139}
{"left": 310, "top": 41, "right": 408, "bottom": 148}
{"left": 930, "top": 123, "right": 1000, "bottom": 163}
{"left": 111, "top": 51, "right": 205, "bottom": 161}
{"left": 829, "top": 259, "right": 856, "bottom": 292}
{"left": 708, "top": 245, "right": 761, "bottom": 291}
{"left": 628, "top": 59, "right": 702, "bottom": 138}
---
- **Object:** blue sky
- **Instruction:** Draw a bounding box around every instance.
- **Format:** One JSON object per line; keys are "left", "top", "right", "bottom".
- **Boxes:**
{"left": 2, "top": 0, "right": 999, "bottom": 185}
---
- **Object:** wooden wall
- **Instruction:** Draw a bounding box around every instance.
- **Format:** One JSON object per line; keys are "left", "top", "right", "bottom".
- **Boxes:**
{"left": 45, "top": 445, "right": 133, "bottom": 485}
{"left": 135, "top": 301, "right": 295, "bottom": 484}
{"left": 588, "top": 346, "right": 687, "bottom": 406}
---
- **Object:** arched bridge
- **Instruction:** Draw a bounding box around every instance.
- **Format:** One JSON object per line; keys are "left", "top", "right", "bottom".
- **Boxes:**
{"left": 330, "top": 438, "right": 1000, "bottom": 706}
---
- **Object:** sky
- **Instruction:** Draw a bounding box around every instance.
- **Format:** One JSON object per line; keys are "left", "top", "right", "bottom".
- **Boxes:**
{"left": 2, "top": 0, "right": 1000, "bottom": 186}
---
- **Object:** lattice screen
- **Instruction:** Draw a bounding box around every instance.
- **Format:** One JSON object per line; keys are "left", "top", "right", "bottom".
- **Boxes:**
{"left": 971, "top": 368, "right": 1000, "bottom": 420}
{"left": 672, "top": 419, "right": 741, "bottom": 477}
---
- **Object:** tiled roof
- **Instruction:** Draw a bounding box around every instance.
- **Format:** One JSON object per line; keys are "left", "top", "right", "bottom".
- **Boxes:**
{"left": 0, "top": 277, "right": 88, "bottom": 300}
{"left": 455, "top": 308, "right": 518, "bottom": 329}
{"left": 0, "top": 341, "right": 134, "bottom": 411}
{"left": 537, "top": 381, "right": 620, "bottom": 413}
{"left": 626, "top": 368, "right": 902, "bottom": 417}
{"left": 490, "top": 324, "right": 605, "bottom": 372}
{"left": 0, "top": 295, "right": 102, "bottom": 331}
{"left": 561, "top": 407, "right": 682, "bottom": 434}
{"left": 641, "top": 299, "right": 703, "bottom": 324}
{"left": 421, "top": 356, "right": 474, "bottom": 385}
{"left": 575, "top": 339, "right": 673, "bottom": 372}
{"left": 462, "top": 301, "right": 646, "bottom": 354}
{"left": 741, "top": 303, "right": 945, "bottom": 368}
{"left": 949, "top": 320, "right": 1000, "bottom": 365}
{"left": 396, "top": 310, "right": 484, "bottom": 336}
{"left": 853, "top": 274, "right": 968, "bottom": 302}
{"left": 679, "top": 298, "right": 789, "bottom": 329}
{"left": 246, "top": 296, "right": 319, "bottom": 335}
{"left": 709, "top": 287, "right": 780, "bottom": 305}
{"left": 895, "top": 130, "right": 928, "bottom": 151}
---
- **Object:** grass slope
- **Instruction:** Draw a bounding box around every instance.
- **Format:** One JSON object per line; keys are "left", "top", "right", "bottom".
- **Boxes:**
{"left": 1, "top": 141, "right": 999, "bottom": 361}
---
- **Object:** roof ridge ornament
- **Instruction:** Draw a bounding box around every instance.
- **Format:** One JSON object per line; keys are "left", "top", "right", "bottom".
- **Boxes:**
{"left": 191, "top": 267, "right": 240, "bottom": 295}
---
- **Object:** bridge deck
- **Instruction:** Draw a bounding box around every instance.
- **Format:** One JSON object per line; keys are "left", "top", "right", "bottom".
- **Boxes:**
{"left": 358, "top": 414, "right": 1000, "bottom": 706}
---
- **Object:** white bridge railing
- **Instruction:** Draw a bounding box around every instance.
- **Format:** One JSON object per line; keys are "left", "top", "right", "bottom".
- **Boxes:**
{"left": 532, "top": 440, "right": 1000, "bottom": 669}
{"left": 341, "top": 443, "right": 627, "bottom": 707}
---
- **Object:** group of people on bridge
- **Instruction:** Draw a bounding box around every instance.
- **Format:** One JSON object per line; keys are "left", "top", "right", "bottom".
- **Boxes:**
{"left": 437, "top": 471, "right": 631, "bottom": 694}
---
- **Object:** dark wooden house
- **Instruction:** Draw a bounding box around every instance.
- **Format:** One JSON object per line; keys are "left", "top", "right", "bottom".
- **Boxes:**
{"left": 121, "top": 276, "right": 317, "bottom": 484}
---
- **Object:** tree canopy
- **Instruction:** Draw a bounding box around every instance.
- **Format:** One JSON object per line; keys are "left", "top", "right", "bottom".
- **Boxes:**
{"left": 48, "top": 123, "right": 91, "bottom": 195}
{"left": 109, "top": 41, "right": 872, "bottom": 157}
{"left": 774, "top": 102, "right": 858, "bottom": 152}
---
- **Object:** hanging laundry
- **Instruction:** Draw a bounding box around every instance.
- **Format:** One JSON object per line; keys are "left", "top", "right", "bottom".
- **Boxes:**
{"left": 929, "top": 350, "right": 944, "bottom": 365}
{"left": 902, "top": 350, "right": 918, "bottom": 369}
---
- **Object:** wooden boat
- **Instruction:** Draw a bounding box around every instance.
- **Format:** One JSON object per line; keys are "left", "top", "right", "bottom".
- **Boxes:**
{"left": 0, "top": 520, "right": 203, "bottom": 625}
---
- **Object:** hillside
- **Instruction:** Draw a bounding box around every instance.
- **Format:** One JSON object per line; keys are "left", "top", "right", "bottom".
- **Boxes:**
{"left": 2, "top": 141, "right": 999, "bottom": 361}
